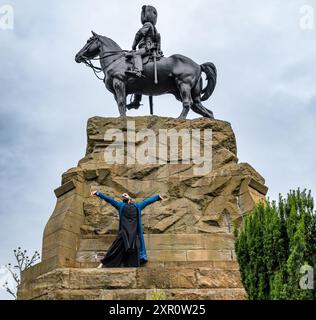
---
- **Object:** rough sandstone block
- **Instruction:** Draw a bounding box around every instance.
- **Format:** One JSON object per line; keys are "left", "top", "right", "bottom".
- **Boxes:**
{"left": 146, "top": 250, "right": 187, "bottom": 261}
{"left": 136, "top": 267, "right": 196, "bottom": 289}
{"left": 186, "top": 249, "right": 233, "bottom": 261}
{"left": 196, "top": 268, "right": 243, "bottom": 288}
{"left": 68, "top": 268, "right": 137, "bottom": 290}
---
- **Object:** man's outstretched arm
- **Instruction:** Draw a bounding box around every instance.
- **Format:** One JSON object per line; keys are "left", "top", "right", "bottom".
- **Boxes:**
{"left": 91, "top": 191, "right": 121, "bottom": 210}
{"left": 138, "top": 194, "right": 162, "bottom": 210}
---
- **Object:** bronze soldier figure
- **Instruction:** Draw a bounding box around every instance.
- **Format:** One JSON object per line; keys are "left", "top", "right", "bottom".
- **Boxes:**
{"left": 125, "top": 5, "right": 163, "bottom": 110}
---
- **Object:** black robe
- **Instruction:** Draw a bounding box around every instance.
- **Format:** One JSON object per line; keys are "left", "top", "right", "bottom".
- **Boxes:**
{"left": 101, "top": 203, "right": 140, "bottom": 267}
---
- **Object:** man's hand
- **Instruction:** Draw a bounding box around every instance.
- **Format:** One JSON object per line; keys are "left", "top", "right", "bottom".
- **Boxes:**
{"left": 159, "top": 195, "right": 164, "bottom": 201}
{"left": 91, "top": 190, "right": 98, "bottom": 197}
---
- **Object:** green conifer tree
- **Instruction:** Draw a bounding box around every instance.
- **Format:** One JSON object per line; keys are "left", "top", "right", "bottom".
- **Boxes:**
{"left": 235, "top": 189, "right": 315, "bottom": 300}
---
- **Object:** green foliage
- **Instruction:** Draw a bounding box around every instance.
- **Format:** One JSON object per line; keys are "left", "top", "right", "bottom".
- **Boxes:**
{"left": 235, "top": 189, "right": 316, "bottom": 300}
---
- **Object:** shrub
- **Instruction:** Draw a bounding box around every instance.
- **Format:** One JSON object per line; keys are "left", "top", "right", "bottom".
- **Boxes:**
{"left": 235, "top": 189, "right": 316, "bottom": 300}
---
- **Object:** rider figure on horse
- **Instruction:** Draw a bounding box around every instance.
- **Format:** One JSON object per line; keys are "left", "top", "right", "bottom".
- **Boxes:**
{"left": 126, "top": 5, "right": 163, "bottom": 110}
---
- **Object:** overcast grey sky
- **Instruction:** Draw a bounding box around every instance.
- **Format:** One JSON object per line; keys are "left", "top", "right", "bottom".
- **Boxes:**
{"left": 0, "top": 0, "right": 315, "bottom": 299}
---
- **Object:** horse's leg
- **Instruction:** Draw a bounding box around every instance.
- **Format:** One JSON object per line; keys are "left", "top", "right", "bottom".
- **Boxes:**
{"left": 113, "top": 79, "right": 126, "bottom": 117}
{"left": 126, "top": 94, "right": 142, "bottom": 110}
{"left": 191, "top": 80, "right": 214, "bottom": 118}
{"left": 177, "top": 83, "right": 193, "bottom": 119}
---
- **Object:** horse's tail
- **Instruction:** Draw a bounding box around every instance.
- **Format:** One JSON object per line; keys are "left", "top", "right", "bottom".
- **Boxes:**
{"left": 200, "top": 62, "right": 217, "bottom": 102}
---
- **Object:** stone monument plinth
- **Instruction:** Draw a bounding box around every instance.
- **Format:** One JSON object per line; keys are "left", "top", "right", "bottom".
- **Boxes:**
{"left": 18, "top": 116, "right": 267, "bottom": 300}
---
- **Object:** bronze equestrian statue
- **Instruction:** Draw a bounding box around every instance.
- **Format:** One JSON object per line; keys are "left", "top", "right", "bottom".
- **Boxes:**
{"left": 75, "top": 5, "right": 217, "bottom": 119}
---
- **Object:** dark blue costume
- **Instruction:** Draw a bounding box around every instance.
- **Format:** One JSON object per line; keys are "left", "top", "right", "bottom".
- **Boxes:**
{"left": 95, "top": 192, "right": 161, "bottom": 267}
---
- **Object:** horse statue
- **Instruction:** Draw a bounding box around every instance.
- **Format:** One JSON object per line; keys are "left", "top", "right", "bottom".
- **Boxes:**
{"left": 75, "top": 31, "right": 217, "bottom": 119}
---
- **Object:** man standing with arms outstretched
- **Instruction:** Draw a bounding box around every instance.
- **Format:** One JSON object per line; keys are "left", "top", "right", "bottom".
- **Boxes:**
{"left": 91, "top": 191, "right": 162, "bottom": 268}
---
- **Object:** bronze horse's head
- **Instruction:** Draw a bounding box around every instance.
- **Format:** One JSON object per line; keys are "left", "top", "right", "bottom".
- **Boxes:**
{"left": 75, "top": 31, "right": 100, "bottom": 63}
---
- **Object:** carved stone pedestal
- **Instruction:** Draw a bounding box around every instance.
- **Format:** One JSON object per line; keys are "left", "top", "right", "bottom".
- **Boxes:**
{"left": 18, "top": 116, "right": 267, "bottom": 300}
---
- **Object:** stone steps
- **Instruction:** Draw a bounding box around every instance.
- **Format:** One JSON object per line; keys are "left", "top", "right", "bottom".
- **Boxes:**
{"left": 79, "top": 233, "right": 235, "bottom": 249}
{"left": 76, "top": 249, "right": 235, "bottom": 265}
{"left": 77, "top": 260, "right": 240, "bottom": 269}
{"left": 76, "top": 233, "right": 236, "bottom": 266}
{"left": 44, "top": 288, "right": 246, "bottom": 300}
{"left": 18, "top": 266, "right": 246, "bottom": 300}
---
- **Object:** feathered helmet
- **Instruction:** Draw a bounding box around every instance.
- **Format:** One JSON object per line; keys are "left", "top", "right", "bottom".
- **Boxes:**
{"left": 141, "top": 5, "right": 158, "bottom": 26}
